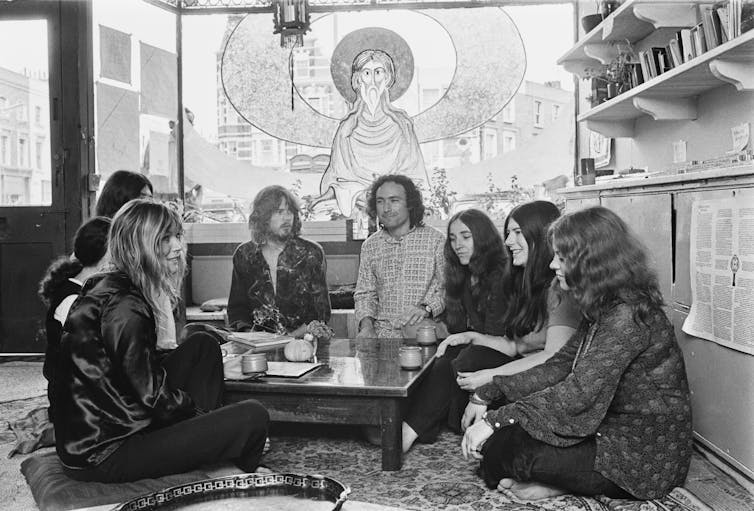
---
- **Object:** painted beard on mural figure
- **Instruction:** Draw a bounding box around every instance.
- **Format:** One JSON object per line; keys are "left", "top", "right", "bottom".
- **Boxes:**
{"left": 309, "top": 49, "right": 428, "bottom": 221}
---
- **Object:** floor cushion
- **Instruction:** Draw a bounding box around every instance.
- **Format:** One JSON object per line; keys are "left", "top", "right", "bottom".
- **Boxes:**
{"left": 20, "top": 451, "right": 210, "bottom": 511}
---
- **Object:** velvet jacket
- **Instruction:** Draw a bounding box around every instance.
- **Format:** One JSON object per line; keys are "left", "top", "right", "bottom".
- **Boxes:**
{"left": 227, "top": 237, "right": 331, "bottom": 332}
{"left": 51, "top": 272, "right": 196, "bottom": 469}
{"left": 477, "top": 302, "right": 693, "bottom": 499}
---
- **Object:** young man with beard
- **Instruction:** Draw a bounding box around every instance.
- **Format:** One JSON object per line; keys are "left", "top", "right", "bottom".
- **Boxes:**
{"left": 227, "top": 186, "right": 331, "bottom": 336}
{"left": 355, "top": 174, "right": 445, "bottom": 339}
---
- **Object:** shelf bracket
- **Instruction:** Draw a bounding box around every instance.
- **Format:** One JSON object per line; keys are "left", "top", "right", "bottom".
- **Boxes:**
{"left": 633, "top": 97, "right": 697, "bottom": 120}
{"left": 709, "top": 59, "right": 754, "bottom": 91}
{"left": 561, "top": 59, "right": 597, "bottom": 78}
{"left": 583, "top": 43, "right": 617, "bottom": 65}
{"left": 584, "top": 119, "right": 635, "bottom": 138}
{"left": 632, "top": 4, "right": 697, "bottom": 29}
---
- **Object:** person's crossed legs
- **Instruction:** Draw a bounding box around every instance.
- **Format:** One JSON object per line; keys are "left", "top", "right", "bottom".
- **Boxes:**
{"left": 480, "top": 424, "right": 632, "bottom": 501}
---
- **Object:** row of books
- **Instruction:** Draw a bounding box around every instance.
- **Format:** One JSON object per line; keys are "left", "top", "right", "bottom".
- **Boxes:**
{"left": 635, "top": 1, "right": 753, "bottom": 83}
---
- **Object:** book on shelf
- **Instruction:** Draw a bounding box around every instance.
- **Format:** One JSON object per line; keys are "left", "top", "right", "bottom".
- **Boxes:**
{"left": 716, "top": 2, "right": 731, "bottom": 41}
{"left": 650, "top": 47, "right": 670, "bottom": 75}
{"left": 700, "top": 4, "right": 722, "bottom": 49}
{"left": 680, "top": 28, "right": 696, "bottom": 61}
{"left": 638, "top": 50, "right": 651, "bottom": 81}
{"left": 668, "top": 37, "right": 684, "bottom": 67}
{"left": 691, "top": 23, "right": 707, "bottom": 56}
{"left": 629, "top": 63, "right": 644, "bottom": 87}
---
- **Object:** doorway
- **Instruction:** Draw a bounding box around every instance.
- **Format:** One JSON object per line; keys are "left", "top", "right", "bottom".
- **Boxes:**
{"left": 0, "top": 1, "right": 82, "bottom": 353}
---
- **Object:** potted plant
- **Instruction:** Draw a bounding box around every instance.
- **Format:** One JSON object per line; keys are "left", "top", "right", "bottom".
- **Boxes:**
{"left": 583, "top": 39, "right": 637, "bottom": 104}
{"left": 605, "top": 40, "right": 638, "bottom": 95}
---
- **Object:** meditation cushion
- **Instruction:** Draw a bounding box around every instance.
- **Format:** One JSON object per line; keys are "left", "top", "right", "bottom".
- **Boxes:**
{"left": 20, "top": 451, "right": 209, "bottom": 511}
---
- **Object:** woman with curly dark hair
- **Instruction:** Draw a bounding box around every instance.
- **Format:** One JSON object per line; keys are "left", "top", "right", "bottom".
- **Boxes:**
{"left": 463, "top": 206, "right": 692, "bottom": 501}
{"left": 38, "top": 216, "right": 111, "bottom": 397}
{"left": 402, "top": 202, "right": 580, "bottom": 452}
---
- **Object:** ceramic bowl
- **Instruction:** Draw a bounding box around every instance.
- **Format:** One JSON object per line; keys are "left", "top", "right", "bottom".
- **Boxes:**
{"left": 241, "top": 353, "right": 268, "bottom": 374}
{"left": 399, "top": 346, "right": 423, "bottom": 370}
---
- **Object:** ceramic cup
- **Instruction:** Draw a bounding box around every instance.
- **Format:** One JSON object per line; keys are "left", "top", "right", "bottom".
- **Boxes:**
{"left": 241, "top": 353, "right": 268, "bottom": 374}
{"left": 399, "top": 346, "right": 423, "bottom": 370}
{"left": 415, "top": 325, "right": 437, "bottom": 345}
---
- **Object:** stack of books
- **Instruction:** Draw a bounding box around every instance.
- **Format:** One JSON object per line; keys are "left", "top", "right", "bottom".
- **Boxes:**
{"left": 637, "top": 1, "right": 753, "bottom": 83}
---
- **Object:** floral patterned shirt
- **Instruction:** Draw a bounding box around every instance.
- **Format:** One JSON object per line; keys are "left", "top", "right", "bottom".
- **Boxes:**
{"left": 227, "top": 237, "right": 331, "bottom": 332}
{"left": 477, "top": 302, "right": 692, "bottom": 499}
{"left": 355, "top": 225, "right": 445, "bottom": 338}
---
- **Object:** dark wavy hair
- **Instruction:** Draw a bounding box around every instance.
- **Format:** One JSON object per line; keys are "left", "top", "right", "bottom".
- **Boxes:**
{"left": 444, "top": 209, "right": 508, "bottom": 334}
{"left": 502, "top": 201, "right": 561, "bottom": 338}
{"left": 248, "top": 185, "right": 302, "bottom": 244}
{"left": 366, "top": 174, "right": 425, "bottom": 229}
{"left": 38, "top": 216, "right": 111, "bottom": 306}
{"left": 95, "top": 170, "right": 153, "bottom": 218}
{"left": 548, "top": 206, "right": 664, "bottom": 324}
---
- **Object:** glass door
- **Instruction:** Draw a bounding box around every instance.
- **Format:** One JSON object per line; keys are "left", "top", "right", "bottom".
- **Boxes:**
{"left": 0, "top": 0, "right": 66, "bottom": 352}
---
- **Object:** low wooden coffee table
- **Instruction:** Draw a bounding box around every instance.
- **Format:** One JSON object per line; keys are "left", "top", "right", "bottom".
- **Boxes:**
{"left": 223, "top": 337, "right": 435, "bottom": 471}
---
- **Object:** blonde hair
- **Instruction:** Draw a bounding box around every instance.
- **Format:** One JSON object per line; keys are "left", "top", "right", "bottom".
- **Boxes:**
{"left": 108, "top": 199, "right": 186, "bottom": 321}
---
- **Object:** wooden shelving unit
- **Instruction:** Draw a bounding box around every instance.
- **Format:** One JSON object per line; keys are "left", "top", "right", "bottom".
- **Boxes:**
{"left": 578, "top": 30, "right": 754, "bottom": 137}
{"left": 560, "top": 0, "right": 754, "bottom": 139}
{"left": 558, "top": 0, "right": 702, "bottom": 76}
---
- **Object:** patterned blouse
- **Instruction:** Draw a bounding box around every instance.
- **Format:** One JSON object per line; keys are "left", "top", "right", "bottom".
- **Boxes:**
{"left": 227, "top": 237, "right": 331, "bottom": 332}
{"left": 355, "top": 226, "right": 446, "bottom": 338}
{"left": 477, "top": 302, "right": 693, "bottom": 499}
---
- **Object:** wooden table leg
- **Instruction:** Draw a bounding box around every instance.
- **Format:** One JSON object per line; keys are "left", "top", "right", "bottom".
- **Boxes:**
{"left": 380, "top": 399, "right": 402, "bottom": 471}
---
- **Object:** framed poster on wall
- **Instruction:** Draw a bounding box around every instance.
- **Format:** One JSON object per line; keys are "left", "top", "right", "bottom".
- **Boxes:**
{"left": 589, "top": 130, "right": 611, "bottom": 168}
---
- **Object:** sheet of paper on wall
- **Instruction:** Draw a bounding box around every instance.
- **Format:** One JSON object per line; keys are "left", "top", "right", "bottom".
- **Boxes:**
{"left": 682, "top": 196, "right": 754, "bottom": 355}
{"left": 730, "top": 122, "right": 750, "bottom": 153}
{"left": 672, "top": 140, "right": 687, "bottom": 164}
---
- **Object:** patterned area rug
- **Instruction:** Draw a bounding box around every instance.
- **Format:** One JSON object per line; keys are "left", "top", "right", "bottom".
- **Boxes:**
{"left": 263, "top": 424, "right": 714, "bottom": 511}
{"left": 1, "top": 388, "right": 752, "bottom": 511}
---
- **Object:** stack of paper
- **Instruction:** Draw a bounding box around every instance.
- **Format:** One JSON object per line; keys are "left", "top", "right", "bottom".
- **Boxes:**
{"left": 227, "top": 331, "right": 294, "bottom": 350}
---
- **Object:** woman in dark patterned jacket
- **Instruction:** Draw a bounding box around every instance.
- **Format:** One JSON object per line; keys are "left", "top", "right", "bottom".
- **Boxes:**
{"left": 228, "top": 185, "right": 330, "bottom": 336}
{"left": 462, "top": 206, "right": 692, "bottom": 501}
{"left": 52, "top": 200, "right": 269, "bottom": 482}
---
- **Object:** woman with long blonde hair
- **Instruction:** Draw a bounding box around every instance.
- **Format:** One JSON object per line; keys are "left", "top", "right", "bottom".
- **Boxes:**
{"left": 52, "top": 200, "right": 269, "bottom": 482}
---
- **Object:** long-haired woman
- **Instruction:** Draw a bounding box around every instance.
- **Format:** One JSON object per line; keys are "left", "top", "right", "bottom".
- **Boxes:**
{"left": 462, "top": 206, "right": 692, "bottom": 501}
{"left": 52, "top": 200, "right": 269, "bottom": 482}
{"left": 95, "top": 169, "right": 153, "bottom": 218}
{"left": 402, "top": 202, "right": 580, "bottom": 452}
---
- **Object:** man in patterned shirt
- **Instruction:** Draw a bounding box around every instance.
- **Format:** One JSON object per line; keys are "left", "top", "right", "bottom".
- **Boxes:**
{"left": 227, "top": 185, "right": 331, "bottom": 336}
{"left": 355, "top": 174, "right": 445, "bottom": 338}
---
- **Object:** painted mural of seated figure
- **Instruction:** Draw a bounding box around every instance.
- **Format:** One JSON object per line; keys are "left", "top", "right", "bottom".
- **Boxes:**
{"left": 308, "top": 49, "right": 427, "bottom": 221}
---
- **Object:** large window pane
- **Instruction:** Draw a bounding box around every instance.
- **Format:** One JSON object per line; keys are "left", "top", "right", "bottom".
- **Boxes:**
{"left": 182, "top": 5, "right": 575, "bottom": 224}
{"left": 0, "top": 19, "right": 51, "bottom": 206}
{"left": 92, "top": 0, "right": 178, "bottom": 202}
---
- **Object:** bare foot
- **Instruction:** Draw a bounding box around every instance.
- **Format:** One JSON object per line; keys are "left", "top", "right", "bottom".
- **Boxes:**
{"left": 402, "top": 422, "right": 419, "bottom": 453}
{"left": 497, "top": 478, "right": 567, "bottom": 500}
